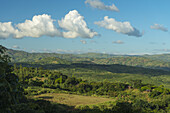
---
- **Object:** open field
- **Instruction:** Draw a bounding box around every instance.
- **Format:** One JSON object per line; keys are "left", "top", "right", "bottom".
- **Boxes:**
{"left": 34, "top": 93, "right": 114, "bottom": 106}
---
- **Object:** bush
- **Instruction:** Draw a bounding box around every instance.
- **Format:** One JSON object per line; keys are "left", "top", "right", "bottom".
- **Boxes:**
{"left": 140, "top": 86, "right": 151, "bottom": 92}
{"left": 149, "top": 91, "right": 161, "bottom": 98}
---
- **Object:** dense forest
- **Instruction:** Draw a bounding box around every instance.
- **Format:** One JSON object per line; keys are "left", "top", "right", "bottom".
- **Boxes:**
{"left": 1, "top": 46, "right": 170, "bottom": 113}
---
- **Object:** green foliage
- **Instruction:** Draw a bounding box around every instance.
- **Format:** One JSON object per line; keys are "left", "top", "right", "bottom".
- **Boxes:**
{"left": 0, "top": 45, "right": 24, "bottom": 113}
{"left": 11, "top": 99, "right": 70, "bottom": 113}
{"left": 149, "top": 90, "right": 162, "bottom": 98}
{"left": 129, "top": 80, "right": 143, "bottom": 88}
{"left": 28, "top": 79, "right": 44, "bottom": 87}
{"left": 34, "top": 57, "right": 72, "bottom": 65}
{"left": 8, "top": 48, "right": 170, "bottom": 88}
{"left": 140, "top": 86, "right": 151, "bottom": 92}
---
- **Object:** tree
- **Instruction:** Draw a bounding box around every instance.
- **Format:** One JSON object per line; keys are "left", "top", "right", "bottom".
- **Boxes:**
{"left": 0, "top": 45, "right": 24, "bottom": 113}
{"left": 0, "top": 45, "right": 10, "bottom": 76}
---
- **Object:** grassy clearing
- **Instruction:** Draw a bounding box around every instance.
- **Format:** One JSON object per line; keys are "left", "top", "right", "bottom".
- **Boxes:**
{"left": 34, "top": 93, "right": 114, "bottom": 106}
{"left": 32, "top": 77, "right": 47, "bottom": 81}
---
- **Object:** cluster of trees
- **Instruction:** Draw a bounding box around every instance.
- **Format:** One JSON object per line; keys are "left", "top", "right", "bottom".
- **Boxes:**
{"left": 12, "top": 62, "right": 170, "bottom": 112}
{"left": 0, "top": 46, "right": 72, "bottom": 113}
{"left": 14, "top": 64, "right": 170, "bottom": 112}
{"left": 76, "top": 98, "right": 170, "bottom": 113}
{"left": 13, "top": 62, "right": 170, "bottom": 76}
{"left": 13, "top": 63, "right": 170, "bottom": 98}
{"left": 91, "top": 57, "right": 170, "bottom": 70}
{"left": 0, "top": 45, "right": 24, "bottom": 113}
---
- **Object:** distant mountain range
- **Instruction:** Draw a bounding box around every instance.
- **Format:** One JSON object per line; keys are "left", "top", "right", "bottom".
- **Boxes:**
{"left": 7, "top": 49, "right": 170, "bottom": 71}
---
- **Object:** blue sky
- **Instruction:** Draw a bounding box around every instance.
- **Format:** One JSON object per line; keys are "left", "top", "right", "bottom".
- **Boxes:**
{"left": 0, "top": 0, "right": 170, "bottom": 55}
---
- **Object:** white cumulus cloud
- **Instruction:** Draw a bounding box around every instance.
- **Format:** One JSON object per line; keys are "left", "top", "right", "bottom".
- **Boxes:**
{"left": 80, "top": 40, "right": 87, "bottom": 44}
{"left": 58, "top": 10, "right": 98, "bottom": 38}
{"left": 94, "top": 16, "right": 143, "bottom": 37}
{"left": 85, "top": 0, "right": 119, "bottom": 11}
{"left": 112, "top": 40, "right": 124, "bottom": 44}
{"left": 12, "top": 45, "right": 20, "bottom": 49}
{"left": 0, "top": 11, "right": 98, "bottom": 39}
{"left": 153, "top": 49, "right": 170, "bottom": 52}
{"left": 0, "top": 22, "right": 17, "bottom": 39}
{"left": 15, "top": 14, "right": 62, "bottom": 38}
{"left": 150, "top": 24, "right": 168, "bottom": 32}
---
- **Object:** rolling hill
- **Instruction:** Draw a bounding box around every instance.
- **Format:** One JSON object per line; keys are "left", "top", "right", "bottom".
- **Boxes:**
{"left": 7, "top": 49, "right": 170, "bottom": 71}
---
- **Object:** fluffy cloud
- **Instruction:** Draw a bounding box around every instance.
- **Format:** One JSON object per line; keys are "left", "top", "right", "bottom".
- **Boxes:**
{"left": 112, "top": 40, "right": 124, "bottom": 44}
{"left": 58, "top": 10, "right": 98, "bottom": 38}
{"left": 154, "top": 49, "right": 170, "bottom": 52}
{"left": 0, "top": 22, "right": 17, "bottom": 39}
{"left": 80, "top": 40, "right": 87, "bottom": 44}
{"left": 94, "top": 16, "right": 143, "bottom": 37}
{"left": 150, "top": 24, "right": 168, "bottom": 32}
{"left": 40, "top": 48, "right": 100, "bottom": 54}
{"left": 12, "top": 45, "right": 20, "bottom": 49}
{"left": 15, "top": 14, "right": 62, "bottom": 38}
{"left": 0, "top": 10, "right": 97, "bottom": 39}
{"left": 0, "top": 14, "right": 62, "bottom": 39}
{"left": 85, "top": 0, "right": 119, "bottom": 11}
{"left": 31, "top": 50, "right": 37, "bottom": 53}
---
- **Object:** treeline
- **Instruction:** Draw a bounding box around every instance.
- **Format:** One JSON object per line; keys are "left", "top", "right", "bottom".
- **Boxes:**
{"left": 13, "top": 65, "right": 170, "bottom": 97}
{"left": 12, "top": 62, "right": 170, "bottom": 76}
{"left": 91, "top": 57, "right": 170, "bottom": 70}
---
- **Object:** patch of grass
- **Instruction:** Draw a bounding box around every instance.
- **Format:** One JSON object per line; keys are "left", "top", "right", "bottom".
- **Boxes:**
{"left": 34, "top": 93, "right": 114, "bottom": 106}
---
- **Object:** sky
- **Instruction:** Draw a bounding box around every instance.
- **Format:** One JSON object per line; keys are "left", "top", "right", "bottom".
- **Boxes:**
{"left": 0, "top": 0, "right": 170, "bottom": 55}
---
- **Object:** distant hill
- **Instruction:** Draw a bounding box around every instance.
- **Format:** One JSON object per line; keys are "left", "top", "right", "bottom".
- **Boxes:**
{"left": 7, "top": 49, "right": 170, "bottom": 71}
{"left": 7, "top": 49, "right": 76, "bottom": 62}
{"left": 90, "top": 57, "right": 170, "bottom": 71}
{"left": 33, "top": 57, "right": 72, "bottom": 65}
{"left": 74, "top": 52, "right": 117, "bottom": 58}
{"left": 7, "top": 49, "right": 120, "bottom": 62}
{"left": 143, "top": 54, "right": 170, "bottom": 62}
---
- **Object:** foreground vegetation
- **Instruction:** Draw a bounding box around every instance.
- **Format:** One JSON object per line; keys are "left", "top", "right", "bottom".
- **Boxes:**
{"left": 11, "top": 63, "right": 170, "bottom": 112}
{"left": 1, "top": 45, "right": 170, "bottom": 113}
{"left": 12, "top": 62, "right": 170, "bottom": 89}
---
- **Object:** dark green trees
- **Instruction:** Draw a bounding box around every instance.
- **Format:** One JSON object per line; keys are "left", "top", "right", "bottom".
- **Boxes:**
{"left": 0, "top": 45, "right": 24, "bottom": 113}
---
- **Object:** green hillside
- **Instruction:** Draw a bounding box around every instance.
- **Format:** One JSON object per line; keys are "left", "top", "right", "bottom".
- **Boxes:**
{"left": 91, "top": 57, "right": 170, "bottom": 70}
{"left": 7, "top": 49, "right": 76, "bottom": 62}
{"left": 34, "top": 57, "right": 72, "bottom": 65}
{"left": 7, "top": 49, "right": 170, "bottom": 71}
{"left": 6, "top": 49, "right": 116, "bottom": 62}
{"left": 144, "top": 54, "right": 170, "bottom": 62}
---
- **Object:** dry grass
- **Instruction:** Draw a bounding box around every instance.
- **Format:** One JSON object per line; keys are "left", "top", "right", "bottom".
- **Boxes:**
{"left": 34, "top": 93, "right": 114, "bottom": 106}
{"left": 32, "top": 77, "right": 47, "bottom": 81}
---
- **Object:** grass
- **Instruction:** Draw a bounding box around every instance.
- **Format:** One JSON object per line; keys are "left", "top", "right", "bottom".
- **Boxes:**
{"left": 34, "top": 93, "right": 114, "bottom": 106}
